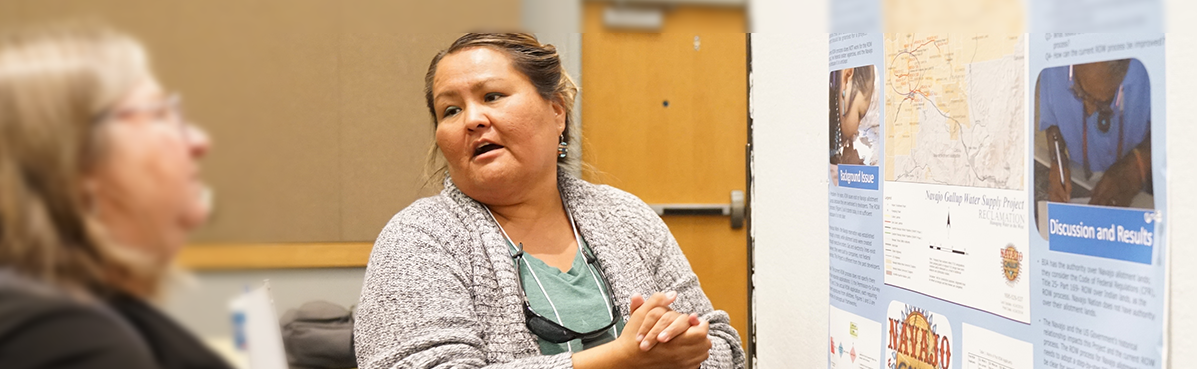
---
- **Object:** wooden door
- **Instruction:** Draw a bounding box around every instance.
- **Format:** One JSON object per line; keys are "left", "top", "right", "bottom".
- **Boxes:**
{"left": 580, "top": 2, "right": 749, "bottom": 351}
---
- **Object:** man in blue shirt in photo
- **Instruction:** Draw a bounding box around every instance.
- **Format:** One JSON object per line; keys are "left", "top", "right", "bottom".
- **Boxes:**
{"left": 1037, "top": 59, "right": 1152, "bottom": 207}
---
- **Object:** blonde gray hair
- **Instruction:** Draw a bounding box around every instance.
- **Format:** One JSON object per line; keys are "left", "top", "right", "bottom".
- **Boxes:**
{"left": 0, "top": 22, "right": 157, "bottom": 296}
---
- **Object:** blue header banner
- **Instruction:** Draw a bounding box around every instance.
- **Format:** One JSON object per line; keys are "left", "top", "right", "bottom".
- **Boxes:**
{"left": 1047, "top": 203, "right": 1158, "bottom": 264}
{"left": 837, "top": 164, "right": 880, "bottom": 190}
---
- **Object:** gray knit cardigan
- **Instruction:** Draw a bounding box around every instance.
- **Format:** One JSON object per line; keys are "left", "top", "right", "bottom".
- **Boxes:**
{"left": 355, "top": 173, "right": 745, "bottom": 369}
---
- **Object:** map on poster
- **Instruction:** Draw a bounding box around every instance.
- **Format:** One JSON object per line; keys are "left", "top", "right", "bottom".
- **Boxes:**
{"left": 884, "top": 33, "right": 1026, "bottom": 190}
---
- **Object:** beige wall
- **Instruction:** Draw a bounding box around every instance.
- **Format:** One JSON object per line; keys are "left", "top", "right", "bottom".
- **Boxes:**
{"left": 0, "top": 1, "right": 517, "bottom": 243}
{"left": 0, "top": 0, "right": 527, "bottom": 343}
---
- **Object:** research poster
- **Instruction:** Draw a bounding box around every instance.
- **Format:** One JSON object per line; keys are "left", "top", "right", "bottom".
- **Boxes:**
{"left": 827, "top": 5, "right": 1167, "bottom": 369}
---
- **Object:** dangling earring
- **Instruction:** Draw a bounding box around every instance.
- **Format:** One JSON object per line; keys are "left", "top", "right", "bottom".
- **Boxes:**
{"left": 557, "top": 134, "right": 568, "bottom": 159}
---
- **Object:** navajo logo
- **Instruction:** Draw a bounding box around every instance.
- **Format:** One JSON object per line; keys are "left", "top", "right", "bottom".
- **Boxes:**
{"left": 1000, "top": 244, "right": 1023, "bottom": 285}
{"left": 886, "top": 303, "right": 953, "bottom": 369}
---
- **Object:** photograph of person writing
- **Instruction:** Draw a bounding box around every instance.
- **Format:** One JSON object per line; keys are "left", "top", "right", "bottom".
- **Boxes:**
{"left": 1033, "top": 58, "right": 1153, "bottom": 239}
{"left": 1034, "top": 58, "right": 1153, "bottom": 209}
{"left": 354, "top": 33, "right": 744, "bottom": 369}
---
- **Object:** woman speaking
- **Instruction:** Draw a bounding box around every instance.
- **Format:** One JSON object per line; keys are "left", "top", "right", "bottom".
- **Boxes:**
{"left": 355, "top": 33, "right": 744, "bottom": 369}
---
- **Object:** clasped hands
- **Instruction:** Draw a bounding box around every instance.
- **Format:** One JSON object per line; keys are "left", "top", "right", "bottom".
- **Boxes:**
{"left": 618, "top": 291, "right": 712, "bottom": 369}
{"left": 572, "top": 291, "right": 713, "bottom": 369}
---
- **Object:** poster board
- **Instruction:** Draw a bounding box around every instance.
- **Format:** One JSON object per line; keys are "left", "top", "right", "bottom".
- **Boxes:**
{"left": 826, "top": 2, "right": 1168, "bottom": 369}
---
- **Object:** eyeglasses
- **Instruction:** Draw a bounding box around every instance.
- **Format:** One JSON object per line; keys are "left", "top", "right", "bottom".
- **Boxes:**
{"left": 511, "top": 244, "right": 621, "bottom": 344}
{"left": 95, "top": 93, "right": 191, "bottom": 138}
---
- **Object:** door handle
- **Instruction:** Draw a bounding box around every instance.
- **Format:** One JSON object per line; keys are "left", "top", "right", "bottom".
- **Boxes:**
{"left": 648, "top": 190, "right": 745, "bottom": 229}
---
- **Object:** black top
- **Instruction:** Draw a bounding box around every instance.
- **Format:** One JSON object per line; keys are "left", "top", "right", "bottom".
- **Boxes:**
{"left": 0, "top": 273, "right": 233, "bottom": 369}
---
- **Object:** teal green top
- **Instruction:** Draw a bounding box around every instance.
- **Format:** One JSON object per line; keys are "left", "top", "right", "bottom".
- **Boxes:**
{"left": 509, "top": 237, "right": 624, "bottom": 354}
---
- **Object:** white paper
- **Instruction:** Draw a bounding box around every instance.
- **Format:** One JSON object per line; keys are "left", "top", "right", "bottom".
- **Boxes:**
{"left": 962, "top": 323, "right": 1032, "bottom": 369}
{"left": 233, "top": 282, "right": 288, "bottom": 369}
{"left": 829, "top": 306, "right": 882, "bottom": 369}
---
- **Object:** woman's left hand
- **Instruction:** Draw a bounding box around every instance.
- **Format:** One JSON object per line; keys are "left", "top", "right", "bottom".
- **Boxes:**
{"left": 629, "top": 292, "right": 703, "bottom": 352}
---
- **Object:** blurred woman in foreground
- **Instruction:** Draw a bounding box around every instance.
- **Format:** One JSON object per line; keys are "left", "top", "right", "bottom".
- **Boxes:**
{"left": 0, "top": 23, "right": 229, "bottom": 369}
